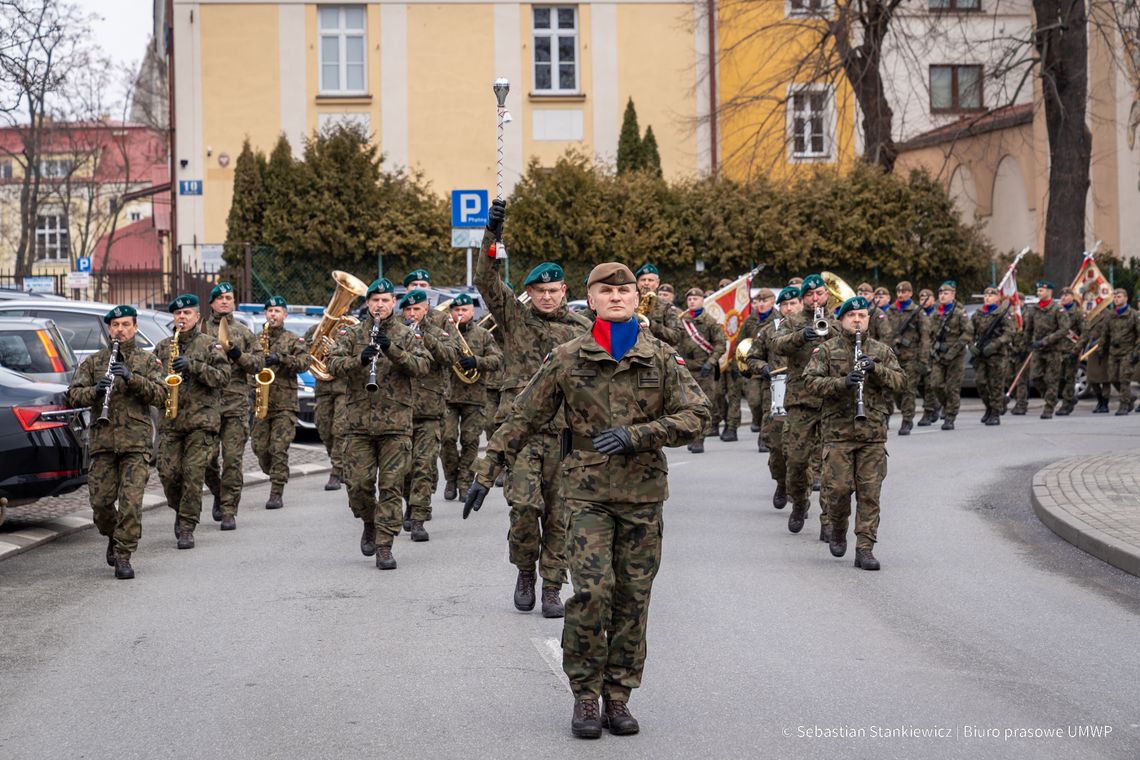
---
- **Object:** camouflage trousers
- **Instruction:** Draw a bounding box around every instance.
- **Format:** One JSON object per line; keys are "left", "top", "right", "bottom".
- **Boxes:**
{"left": 894, "top": 356, "right": 923, "bottom": 421}
{"left": 89, "top": 450, "right": 150, "bottom": 556}
{"left": 717, "top": 370, "right": 743, "bottom": 430}
{"left": 928, "top": 353, "right": 966, "bottom": 420}
{"left": 342, "top": 433, "right": 412, "bottom": 543}
{"left": 561, "top": 498, "right": 662, "bottom": 702}
{"left": 1058, "top": 355, "right": 1080, "bottom": 407}
{"left": 823, "top": 441, "right": 886, "bottom": 551}
{"left": 1108, "top": 355, "right": 1135, "bottom": 408}
{"left": 315, "top": 391, "right": 346, "bottom": 475}
{"left": 484, "top": 388, "right": 501, "bottom": 440}
{"left": 783, "top": 405, "right": 824, "bottom": 522}
{"left": 974, "top": 355, "right": 1007, "bottom": 413}
{"left": 205, "top": 414, "right": 250, "bottom": 516}
{"left": 689, "top": 369, "right": 721, "bottom": 432}
{"left": 763, "top": 414, "right": 786, "bottom": 485}
{"left": 403, "top": 418, "right": 442, "bottom": 521}
{"left": 441, "top": 402, "right": 484, "bottom": 489}
{"left": 506, "top": 432, "right": 567, "bottom": 587}
{"left": 1030, "top": 351, "right": 1063, "bottom": 408}
{"left": 158, "top": 428, "right": 217, "bottom": 530}
{"left": 252, "top": 411, "right": 296, "bottom": 487}
{"left": 744, "top": 376, "right": 764, "bottom": 429}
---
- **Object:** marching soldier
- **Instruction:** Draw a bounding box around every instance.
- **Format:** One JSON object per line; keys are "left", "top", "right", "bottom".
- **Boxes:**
{"left": 474, "top": 199, "right": 591, "bottom": 616}
{"left": 746, "top": 287, "right": 800, "bottom": 508}
{"left": 855, "top": 282, "right": 874, "bottom": 300}
{"left": 1023, "top": 280, "right": 1071, "bottom": 419}
{"left": 1103, "top": 287, "right": 1139, "bottom": 415}
{"left": 738, "top": 289, "right": 776, "bottom": 437}
{"left": 634, "top": 263, "right": 682, "bottom": 346}
{"left": 403, "top": 268, "right": 450, "bottom": 329}
{"left": 303, "top": 320, "right": 348, "bottom": 490}
{"left": 884, "top": 281, "right": 928, "bottom": 435}
{"left": 678, "top": 287, "right": 725, "bottom": 451}
{"left": 202, "top": 282, "right": 263, "bottom": 529}
{"left": 441, "top": 293, "right": 503, "bottom": 502}
{"left": 1085, "top": 297, "right": 1112, "bottom": 413}
{"left": 968, "top": 287, "right": 1014, "bottom": 425}
{"left": 921, "top": 281, "right": 972, "bottom": 430}
{"left": 154, "top": 295, "right": 231, "bottom": 550}
{"left": 657, "top": 283, "right": 676, "bottom": 306}
{"left": 1056, "top": 287, "right": 1085, "bottom": 415}
{"left": 463, "top": 262, "right": 710, "bottom": 739}
{"left": 326, "top": 278, "right": 431, "bottom": 569}
{"left": 919, "top": 288, "right": 936, "bottom": 317}
{"left": 68, "top": 306, "right": 167, "bottom": 578}
{"left": 803, "top": 296, "right": 906, "bottom": 571}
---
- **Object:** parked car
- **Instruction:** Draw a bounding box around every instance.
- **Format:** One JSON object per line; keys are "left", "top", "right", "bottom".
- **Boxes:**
{"left": 0, "top": 367, "right": 90, "bottom": 524}
{"left": 0, "top": 300, "right": 174, "bottom": 364}
{"left": 0, "top": 317, "right": 78, "bottom": 383}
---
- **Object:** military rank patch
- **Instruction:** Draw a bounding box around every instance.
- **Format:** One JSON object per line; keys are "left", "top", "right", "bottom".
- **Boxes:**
{"left": 674, "top": 354, "right": 685, "bottom": 365}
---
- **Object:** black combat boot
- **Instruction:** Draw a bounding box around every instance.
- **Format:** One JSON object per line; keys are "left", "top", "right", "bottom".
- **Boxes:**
{"left": 212, "top": 494, "right": 223, "bottom": 522}
{"left": 758, "top": 439, "right": 769, "bottom": 453}
{"left": 916, "top": 410, "right": 934, "bottom": 427}
{"left": 541, "top": 586, "right": 565, "bottom": 618}
{"left": 980, "top": 409, "right": 992, "bottom": 424}
{"left": 220, "top": 515, "right": 236, "bottom": 531}
{"left": 113, "top": 555, "right": 135, "bottom": 580}
{"left": 514, "top": 568, "right": 537, "bottom": 611}
{"left": 829, "top": 529, "right": 847, "bottom": 557}
{"left": 787, "top": 505, "right": 806, "bottom": 534}
{"left": 360, "top": 521, "right": 376, "bottom": 556}
{"left": 720, "top": 427, "right": 738, "bottom": 442}
{"left": 898, "top": 418, "right": 913, "bottom": 436}
{"left": 1093, "top": 393, "right": 1109, "bottom": 413}
{"left": 1011, "top": 406, "right": 1027, "bottom": 415}
{"left": 1055, "top": 403, "right": 1074, "bottom": 416}
{"left": 324, "top": 472, "right": 342, "bottom": 491}
{"left": 176, "top": 529, "right": 195, "bottom": 550}
{"left": 772, "top": 484, "right": 788, "bottom": 510}
{"left": 571, "top": 698, "right": 603, "bottom": 739}
{"left": 750, "top": 421, "right": 761, "bottom": 433}
{"left": 603, "top": 699, "right": 640, "bottom": 736}
{"left": 105, "top": 536, "right": 115, "bottom": 567}
{"left": 402, "top": 503, "right": 412, "bottom": 532}
{"left": 854, "top": 548, "right": 880, "bottom": 571}
{"left": 941, "top": 418, "right": 955, "bottom": 430}
{"left": 265, "top": 486, "right": 284, "bottom": 510}
{"left": 375, "top": 544, "right": 397, "bottom": 570}
{"left": 688, "top": 438, "right": 705, "bottom": 454}
{"left": 819, "top": 523, "right": 832, "bottom": 542}
{"left": 444, "top": 480, "right": 457, "bottom": 501}
{"left": 1115, "top": 405, "right": 1132, "bottom": 416}
{"left": 1040, "top": 405, "right": 1054, "bottom": 419}
{"left": 985, "top": 413, "right": 1000, "bottom": 426}
{"left": 410, "top": 519, "right": 429, "bottom": 542}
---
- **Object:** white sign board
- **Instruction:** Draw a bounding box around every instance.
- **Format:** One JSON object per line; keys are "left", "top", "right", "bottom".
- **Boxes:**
{"left": 200, "top": 244, "right": 225, "bottom": 272}
{"left": 67, "top": 271, "right": 91, "bottom": 289}
{"left": 451, "top": 228, "right": 485, "bottom": 249}
{"left": 23, "top": 276, "right": 55, "bottom": 294}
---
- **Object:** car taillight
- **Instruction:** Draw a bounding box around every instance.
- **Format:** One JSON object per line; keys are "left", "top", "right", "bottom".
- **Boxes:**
{"left": 13, "top": 405, "right": 68, "bottom": 431}
{"left": 35, "top": 330, "right": 65, "bottom": 373}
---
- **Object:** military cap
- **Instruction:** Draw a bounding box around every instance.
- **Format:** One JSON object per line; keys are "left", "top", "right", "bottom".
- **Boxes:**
{"left": 265, "top": 295, "right": 287, "bottom": 309}
{"left": 754, "top": 287, "right": 775, "bottom": 300}
{"left": 800, "top": 274, "right": 825, "bottom": 297}
{"left": 451, "top": 293, "right": 474, "bottom": 307}
{"left": 587, "top": 262, "right": 637, "bottom": 288}
{"left": 634, "top": 263, "right": 660, "bottom": 277}
{"left": 837, "top": 295, "right": 872, "bottom": 318}
{"left": 523, "top": 262, "right": 564, "bottom": 287}
{"left": 398, "top": 289, "right": 428, "bottom": 309}
{"left": 788, "top": 277, "right": 804, "bottom": 287}
{"left": 685, "top": 287, "right": 705, "bottom": 299}
{"left": 103, "top": 305, "right": 137, "bottom": 324}
{"left": 896, "top": 280, "right": 913, "bottom": 292}
{"left": 983, "top": 286, "right": 999, "bottom": 295}
{"left": 209, "top": 281, "right": 234, "bottom": 303}
{"left": 367, "top": 278, "right": 395, "bottom": 296}
{"left": 403, "top": 269, "right": 431, "bottom": 287}
{"left": 1116, "top": 287, "right": 1129, "bottom": 297}
{"left": 874, "top": 286, "right": 890, "bottom": 297}
{"left": 1060, "top": 286, "right": 1074, "bottom": 296}
{"left": 658, "top": 283, "right": 675, "bottom": 294}
{"left": 169, "top": 294, "right": 199, "bottom": 312}
{"left": 939, "top": 280, "right": 957, "bottom": 292}
{"left": 856, "top": 282, "right": 874, "bottom": 293}
{"left": 919, "top": 288, "right": 934, "bottom": 298}
{"left": 1035, "top": 279, "right": 1055, "bottom": 290}
{"left": 776, "top": 287, "right": 800, "bottom": 305}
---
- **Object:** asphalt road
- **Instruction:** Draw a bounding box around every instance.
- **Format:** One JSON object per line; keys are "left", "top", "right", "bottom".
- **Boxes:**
{"left": 2, "top": 399, "right": 1139, "bottom": 760}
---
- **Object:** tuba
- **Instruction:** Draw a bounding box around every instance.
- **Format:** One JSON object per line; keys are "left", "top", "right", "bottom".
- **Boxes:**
{"left": 814, "top": 272, "right": 857, "bottom": 335}
{"left": 734, "top": 337, "right": 753, "bottom": 373}
{"left": 164, "top": 326, "right": 182, "bottom": 419}
{"left": 308, "top": 270, "right": 369, "bottom": 381}
{"left": 254, "top": 321, "right": 275, "bottom": 420}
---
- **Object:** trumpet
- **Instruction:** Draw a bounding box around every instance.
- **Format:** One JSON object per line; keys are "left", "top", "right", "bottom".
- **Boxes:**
{"left": 448, "top": 314, "right": 480, "bottom": 384}
{"left": 480, "top": 293, "right": 532, "bottom": 333}
{"left": 813, "top": 305, "right": 830, "bottom": 337}
{"left": 96, "top": 340, "right": 120, "bottom": 425}
{"left": 164, "top": 326, "right": 182, "bottom": 419}
{"left": 254, "top": 321, "right": 275, "bottom": 420}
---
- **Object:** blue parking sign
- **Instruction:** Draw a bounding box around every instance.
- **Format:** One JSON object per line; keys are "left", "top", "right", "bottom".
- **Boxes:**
{"left": 451, "top": 190, "right": 489, "bottom": 228}
{"left": 76, "top": 256, "right": 91, "bottom": 273}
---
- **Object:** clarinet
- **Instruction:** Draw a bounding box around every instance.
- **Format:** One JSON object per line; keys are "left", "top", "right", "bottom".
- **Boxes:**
{"left": 96, "top": 340, "right": 120, "bottom": 425}
{"left": 365, "top": 320, "right": 381, "bottom": 392}
{"left": 854, "top": 330, "right": 867, "bottom": 421}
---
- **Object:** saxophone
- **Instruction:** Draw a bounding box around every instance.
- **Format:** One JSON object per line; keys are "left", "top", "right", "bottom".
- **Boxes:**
{"left": 255, "top": 321, "right": 275, "bottom": 420}
{"left": 164, "top": 326, "right": 182, "bottom": 419}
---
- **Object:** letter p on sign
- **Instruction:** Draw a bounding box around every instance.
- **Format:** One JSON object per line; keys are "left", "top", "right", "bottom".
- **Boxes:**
{"left": 451, "top": 190, "right": 489, "bottom": 228}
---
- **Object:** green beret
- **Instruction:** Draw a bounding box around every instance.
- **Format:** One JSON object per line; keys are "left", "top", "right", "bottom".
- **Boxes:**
{"left": 367, "top": 278, "right": 395, "bottom": 296}
{"left": 634, "top": 263, "right": 660, "bottom": 277}
{"left": 837, "top": 295, "right": 872, "bottom": 318}
{"left": 800, "top": 274, "right": 825, "bottom": 297}
{"left": 265, "top": 295, "right": 287, "bottom": 309}
{"left": 403, "top": 269, "right": 431, "bottom": 287}
{"left": 1036, "top": 279, "right": 1054, "bottom": 290}
{"left": 399, "top": 289, "right": 428, "bottom": 309}
{"left": 451, "top": 293, "right": 474, "bottom": 307}
{"left": 169, "top": 294, "right": 199, "bottom": 312}
{"left": 103, "top": 305, "right": 137, "bottom": 324}
{"left": 776, "top": 287, "right": 800, "bottom": 305}
{"left": 209, "top": 282, "right": 234, "bottom": 303}
{"left": 940, "top": 280, "right": 957, "bottom": 291}
{"left": 523, "top": 262, "right": 564, "bottom": 287}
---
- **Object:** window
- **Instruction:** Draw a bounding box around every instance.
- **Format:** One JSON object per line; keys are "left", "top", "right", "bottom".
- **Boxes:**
{"left": 39, "top": 159, "right": 73, "bottom": 178}
{"left": 35, "top": 213, "right": 69, "bottom": 260}
{"left": 35, "top": 311, "right": 106, "bottom": 354}
{"left": 319, "top": 6, "right": 367, "bottom": 95}
{"left": 533, "top": 7, "right": 578, "bottom": 93}
{"left": 788, "top": 86, "right": 832, "bottom": 160}
{"left": 0, "top": 160, "right": 11, "bottom": 180}
{"left": 930, "top": 65, "right": 983, "bottom": 112}
{"left": 788, "top": 0, "right": 827, "bottom": 15}
{"left": 128, "top": 210, "right": 142, "bottom": 222}
{"left": 929, "top": 0, "right": 980, "bottom": 10}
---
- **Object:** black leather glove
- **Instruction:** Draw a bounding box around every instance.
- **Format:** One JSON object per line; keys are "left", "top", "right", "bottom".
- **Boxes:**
{"left": 859, "top": 356, "right": 876, "bottom": 374}
{"left": 265, "top": 352, "right": 280, "bottom": 367}
{"left": 592, "top": 427, "right": 634, "bottom": 455}
{"left": 758, "top": 365, "right": 771, "bottom": 381}
{"left": 360, "top": 344, "right": 380, "bottom": 366}
{"left": 803, "top": 326, "right": 822, "bottom": 341}
{"left": 699, "top": 363, "right": 713, "bottom": 378}
{"left": 226, "top": 345, "right": 242, "bottom": 361}
{"left": 377, "top": 332, "right": 392, "bottom": 352}
{"left": 486, "top": 198, "right": 506, "bottom": 239}
{"left": 171, "top": 356, "right": 190, "bottom": 372}
{"left": 95, "top": 375, "right": 113, "bottom": 390}
{"left": 463, "top": 481, "right": 490, "bottom": 519}
{"left": 740, "top": 368, "right": 753, "bottom": 379}
{"left": 844, "top": 369, "right": 865, "bottom": 388}
{"left": 110, "top": 362, "right": 132, "bottom": 380}
{"left": 458, "top": 355, "right": 477, "bottom": 371}
{"left": 1030, "top": 340, "right": 1044, "bottom": 350}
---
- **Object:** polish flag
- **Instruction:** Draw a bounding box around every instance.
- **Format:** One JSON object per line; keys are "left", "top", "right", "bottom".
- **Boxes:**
{"left": 998, "top": 247, "right": 1028, "bottom": 328}
{"left": 704, "top": 268, "right": 760, "bottom": 371}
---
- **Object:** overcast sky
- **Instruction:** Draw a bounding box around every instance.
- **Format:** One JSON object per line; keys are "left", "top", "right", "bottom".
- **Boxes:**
{"left": 73, "top": 0, "right": 154, "bottom": 80}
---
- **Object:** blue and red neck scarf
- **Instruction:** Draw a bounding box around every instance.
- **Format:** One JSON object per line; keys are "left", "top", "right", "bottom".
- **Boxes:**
{"left": 1062, "top": 302, "right": 1075, "bottom": 312}
{"left": 938, "top": 302, "right": 955, "bottom": 316}
{"left": 593, "top": 317, "right": 640, "bottom": 361}
{"left": 924, "top": 305, "right": 935, "bottom": 316}
{"left": 1038, "top": 298, "right": 1053, "bottom": 309}
{"left": 689, "top": 308, "right": 704, "bottom": 318}
{"left": 896, "top": 298, "right": 912, "bottom": 311}
{"left": 879, "top": 303, "right": 889, "bottom": 312}
{"left": 757, "top": 308, "right": 773, "bottom": 323}
{"left": 983, "top": 304, "right": 998, "bottom": 314}
{"left": 1117, "top": 305, "right": 1129, "bottom": 316}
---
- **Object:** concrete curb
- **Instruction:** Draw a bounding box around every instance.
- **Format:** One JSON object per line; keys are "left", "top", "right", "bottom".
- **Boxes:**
{"left": 1030, "top": 455, "right": 1140, "bottom": 578}
{"left": 0, "top": 461, "right": 331, "bottom": 563}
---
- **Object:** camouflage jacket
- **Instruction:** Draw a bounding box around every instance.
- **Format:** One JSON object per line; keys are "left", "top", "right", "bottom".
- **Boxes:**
{"left": 744, "top": 313, "right": 785, "bottom": 380}
{"left": 448, "top": 318, "right": 504, "bottom": 406}
{"left": 260, "top": 325, "right": 311, "bottom": 414}
{"left": 867, "top": 307, "right": 890, "bottom": 342}
{"left": 647, "top": 297, "right": 683, "bottom": 347}
{"left": 884, "top": 302, "right": 930, "bottom": 361}
{"left": 1060, "top": 304, "right": 1086, "bottom": 356}
{"left": 152, "top": 325, "right": 231, "bottom": 434}
{"left": 326, "top": 312, "right": 431, "bottom": 436}
{"left": 68, "top": 338, "right": 167, "bottom": 455}
{"left": 304, "top": 322, "right": 346, "bottom": 397}
{"left": 1103, "top": 306, "right": 1140, "bottom": 357}
{"left": 803, "top": 332, "right": 907, "bottom": 443}
{"left": 771, "top": 310, "right": 839, "bottom": 409}
{"left": 478, "top": 328, "right": 710, "bottom": 503}
{"left": 409, "top": 317, "right": 458, "bottom": 420}
{"left": 739, "top": 309, "right": 775, "bottom": 347}
{"left": 969, "top": 305, "right": 1014, "bottom": 358}
{"left": 201, "top": 312, "right": 262, "bottom": 417}
{"left": 1023, "top": 301, "right": 1070, "bottom": 352}
{"left": 677, "top": 309, "right": 725, "bottom": 369}
{"left": 928, "top": 303, "right": 972, "bottom": 362}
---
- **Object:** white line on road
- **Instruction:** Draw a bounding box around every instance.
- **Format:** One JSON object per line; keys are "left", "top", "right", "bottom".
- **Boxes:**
{"left": 531, "top": 637, "right": 571, "bottom": 693}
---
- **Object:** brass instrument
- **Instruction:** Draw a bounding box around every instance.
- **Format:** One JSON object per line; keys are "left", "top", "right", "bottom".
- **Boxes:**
{"left": 96, "top": 340, "right": 119, "bottom": 425}
{"left": 308, "top": 270, "right": 369, "bottom": 382}
{"left": 734, "top": 337, "right": 753, "bottom": 373}
{"left": 480, "top": 293, "right": 532, "bottom": 333}
{"left": 216, "top": 315, "right": 231, "bottom": 352}
{"left": 814, "top": 272, "right": 857, "bottom": 335}
{"left": 448, "top": 314, "right": 480, "bottom": 384}
{"left": 164, "top": 326, "right": 182, "bottom": 419}
{"left": 635, "top": 291, "right": 657, "bottom": 329}
{"left": 254, "top": 321, "right": 275, "bottom": 420}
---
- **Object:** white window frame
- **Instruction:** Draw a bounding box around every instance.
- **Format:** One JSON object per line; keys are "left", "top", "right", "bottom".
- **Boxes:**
{"left": 318, "top": 6, "right": 368, "bottom": 96}
{"left": 39, "top": 159, "right": 73, "bottom": 178}
{"left": 787, "top": 85, "right": 834, "bottom": 162}
{"left": 532, "top": 6, "right": 579, "bottom": 94}
{"left": 0, "top": 160, "right": 12, "bottom": 180}
{"left": 35, "top": 212, "right": 69, "bottom": 261}
{"left": 786, "top": 0, "right": 831, "bottom": 18}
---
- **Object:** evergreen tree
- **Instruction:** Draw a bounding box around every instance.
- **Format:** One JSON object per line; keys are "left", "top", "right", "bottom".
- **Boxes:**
{"left": 223, "top": 139, "right": 266, "bottom": 269}
{"left": 641, "top": 126, "right": 662, "bottom": 177}
{"left": 616, "top": 98, "right": 643, "bottom": 174}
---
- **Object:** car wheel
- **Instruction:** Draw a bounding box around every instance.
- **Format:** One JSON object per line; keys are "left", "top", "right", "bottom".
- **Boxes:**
{"left": 1075, "top": 365, "right": 1089, "bottom": 399}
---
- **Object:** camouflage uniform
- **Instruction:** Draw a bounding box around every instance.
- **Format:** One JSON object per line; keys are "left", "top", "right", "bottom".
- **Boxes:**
{"left": 882, "top": 300, "right": 929, "bottom": 423}
{"left": 677, "top": 307, "right": 726, "bottom": 435}
{"left": 968, "top": 305, "right": 1014, "bottom": 416}
{"left": 1058, "top": 303, "right": 1086, "bottom": 411}
{"left": 1024, "top": 300, "right": 1071, "bottom": 414}
{"left": 646, "top": 297, "right": 683, "bottom": 348}
{"left": 153, "top": 326, "right": 231, "bottom": 531}
{"left": 926, "top": 303, "right": 972, "bottom": 424}
{"left": 1008, "top": 322, "right": 1031, "bottom": 412}
{"left": 475, "top": 327, "right": 710, "bottom": 702}
{"left": 403, "top": 317, "right": 457, "bottom": 522}
{"left": 304, "top": 322, "right": 347, "bottom": 478}
{"left": 803, "top": 330, "right": 906, "bottom": 550}
{"left": 1084, "top": 309, "right": 1111, "bottom": 404}
{"left": 1103, "top": 305, "right": 1139, "bottom": 411}
{"left": 441, "top": 319, "right": 503, "bottom": 491}
{"left": 476, "top": 236, "right": 591, "bottom": 589}
{"left": 327, "top": 313, "right": 430, "bottom": 544}
{"left": 202, "top": 313, "right": 262, "bottom": 517}
{"left": 68, "top": 339, "right": 166, "bottom": 558}
{"left": 737, "top": 311, "right": 771, "bottom": 428}
{"left": 251, "top": 325, "right": 310, "bottom": 488}
{"left": 745, "top": 314, "right": 787, "bottom": 487}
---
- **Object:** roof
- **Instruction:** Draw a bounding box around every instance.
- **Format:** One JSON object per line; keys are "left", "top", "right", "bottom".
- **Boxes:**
{"left": 898, "top": 103, "right": 1034, "bottom": 152}
{"left": 0, "top": 121, "right": 169, "bottom": 186}
{"left": 90, "top": 217, "right": 163, "bottom": 270}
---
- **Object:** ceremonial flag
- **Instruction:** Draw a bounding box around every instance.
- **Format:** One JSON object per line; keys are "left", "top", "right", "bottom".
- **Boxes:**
{"left": 1069, "top": 242, "right": 1112, "bottom": 318}
{"left": 704, "top": 267, "right": 761, "bottom": 371}
{"left": 997, "top": 247, "right": 1028, "bottom": 328}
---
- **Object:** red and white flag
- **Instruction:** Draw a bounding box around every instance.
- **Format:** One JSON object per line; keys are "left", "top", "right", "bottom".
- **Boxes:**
{"left": 1069, "top": 244, "right": 1112, "bottom": 318}
{"left": 703, "top": 268, "right": 760, "bottom": 371}
{"left": 997, "top": 247, "right": 1028, "bottom": 328}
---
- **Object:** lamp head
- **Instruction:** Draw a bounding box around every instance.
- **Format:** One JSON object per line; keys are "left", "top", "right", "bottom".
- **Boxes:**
{"left": 493, "top": 77, "right": 510, "bottom": 108}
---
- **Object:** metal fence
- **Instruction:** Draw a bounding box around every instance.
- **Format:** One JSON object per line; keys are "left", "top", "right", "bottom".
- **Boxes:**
{"left": 0, "top": 263, "right": 221, "bottom": 310}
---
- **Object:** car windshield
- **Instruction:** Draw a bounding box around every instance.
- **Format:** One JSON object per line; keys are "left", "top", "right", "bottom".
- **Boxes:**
{"left": 0, "top": 326, "right": 76, "bottom": 374}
